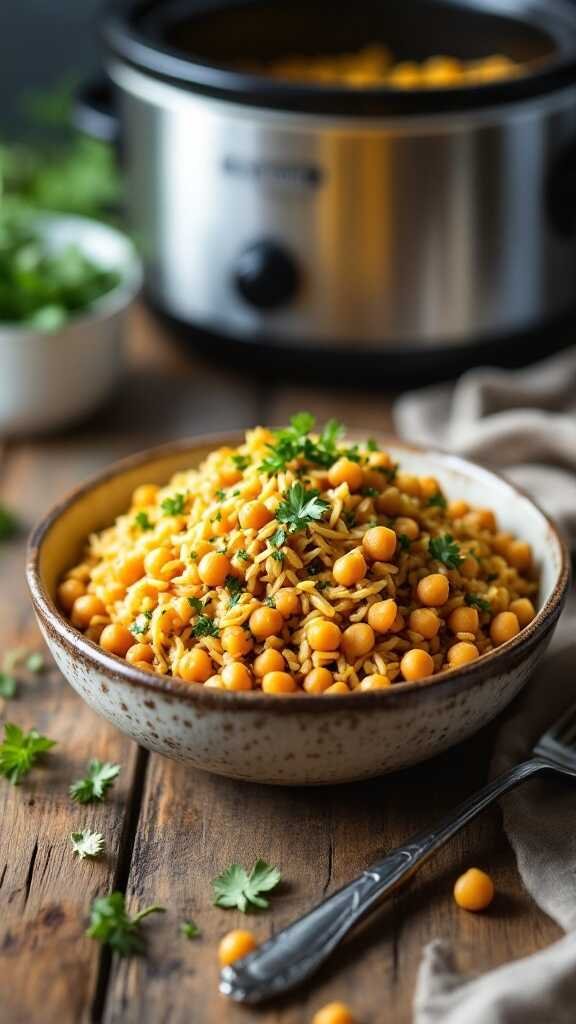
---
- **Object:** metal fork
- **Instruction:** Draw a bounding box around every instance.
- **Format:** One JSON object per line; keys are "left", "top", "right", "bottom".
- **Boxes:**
{"left": 220, "top": 701, "right": 576, "bottom": 1004}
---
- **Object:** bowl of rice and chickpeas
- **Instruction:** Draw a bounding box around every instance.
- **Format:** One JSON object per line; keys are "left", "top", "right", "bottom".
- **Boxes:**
{"left": 27, "top": 416, "right": 569, "bottom": 784}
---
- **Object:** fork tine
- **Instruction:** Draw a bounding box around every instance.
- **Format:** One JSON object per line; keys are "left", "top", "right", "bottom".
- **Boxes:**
{"left": 540, "top": 701, "right": 576, "bottom": 747}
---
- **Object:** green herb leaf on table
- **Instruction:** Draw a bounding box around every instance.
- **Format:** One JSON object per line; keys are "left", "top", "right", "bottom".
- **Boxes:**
{"left": 0, "top": 505, "right": 19, "bottom": 540}
{"left": 465, "top": 593, "right": 492, "bottom": 613}
{"left": 86, "top": 892, "right": 165, "bottom": 957}
{"left": 0, "top": 723, "right": 56, "bottom": 784}
{"left": 26, "top": 652, "right": 45, "bottom": 673}
{"left": 161, "top": 493, "right": 186, "bottom": 517}
{"left": 276, "top": 483, "right": 329, "bottom": 535}
{"left": 134, "top": 511, "right": 153, "bottom": 531}
{"left": 426, "top": 492, "right": 448, "bottom": 509}
{"left": 180, "top": 920, "right": 201, "bottom": 940}
{"left": 0, "top": 674, "right": 17, "bottom": 699}
{"left": 366, "top": 438, "right": 379, "bottom": 451}
{"left": 71, "top": 828, "right": 106, "bottom": 860}
{"left": 70, "top": 760, "right": 120, "bottom": 804}
{"left": 212, "top": 860, "right": 282, "bottom": 913}
{"left": 429, "top": 534, "right": 463, "bottom": 570}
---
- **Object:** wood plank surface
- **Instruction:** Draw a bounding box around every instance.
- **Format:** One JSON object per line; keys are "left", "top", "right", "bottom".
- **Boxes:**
{"left": 0, "top": 308, "right": 563, "bottom": 1024}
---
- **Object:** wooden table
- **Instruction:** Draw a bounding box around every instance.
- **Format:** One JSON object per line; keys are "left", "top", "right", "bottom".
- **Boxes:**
{"left": 0, "top": 309, "right": 561, "bottom": 1024}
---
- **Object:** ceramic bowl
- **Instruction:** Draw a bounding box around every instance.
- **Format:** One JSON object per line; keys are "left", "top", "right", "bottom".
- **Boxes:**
{"left": 26, "top": 436, "right": 570, "bottom": 785}
{"left": 0, "top": 214, "right": 142, "bottom": 436}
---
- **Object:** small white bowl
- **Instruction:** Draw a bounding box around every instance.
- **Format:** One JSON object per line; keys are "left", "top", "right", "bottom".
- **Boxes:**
{"left": 0, "top": 214, "right": 142, "bottom": 436}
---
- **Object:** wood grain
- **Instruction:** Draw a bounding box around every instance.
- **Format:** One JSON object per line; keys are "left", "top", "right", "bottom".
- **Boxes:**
{"left": 0, "top": 308, "right": 563, "bottom": 1024}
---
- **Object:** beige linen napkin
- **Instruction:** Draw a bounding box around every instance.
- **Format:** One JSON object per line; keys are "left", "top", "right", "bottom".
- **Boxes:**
{"left": 393, "top": 348, "right": 576, "bottom": 1023}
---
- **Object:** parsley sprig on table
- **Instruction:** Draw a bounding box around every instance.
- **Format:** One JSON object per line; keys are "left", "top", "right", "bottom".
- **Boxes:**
{"left": 69, "top": 760, "right": 120, "bottom": 804}
{"left": 213, "top": 860, "right": 282, "bottom": 913}
{"left": 71, "top": 829, "right": 106, "bottom": 860}
{"left": 87, "top": 892, "right": 165, "bottom": 956}
{"left": 0, "top": 722, "right": 56, "bottom": 784}
{"left": 276, "top": 483, "right": 329, "bottom": 535}
{"left": 0, "top": 504, "right": 19, "bottom": 541}
{"left": 0, "top": 673, "right": 17, "bottom": 699}
{"left": 429, "top": 534, "right": 463, "bottom": 570}
{"left": 180, "top": 920, "right": 201, "bottom": 940}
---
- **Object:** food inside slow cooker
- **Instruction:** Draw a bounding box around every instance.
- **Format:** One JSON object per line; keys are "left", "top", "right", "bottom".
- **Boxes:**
{"left": 240, "top": 46, "right": 521, "bottom": 89}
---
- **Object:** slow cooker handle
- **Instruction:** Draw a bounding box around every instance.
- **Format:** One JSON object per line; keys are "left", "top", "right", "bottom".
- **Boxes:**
{"left": 73, "top": 78, "right": 119, "bottom": 145}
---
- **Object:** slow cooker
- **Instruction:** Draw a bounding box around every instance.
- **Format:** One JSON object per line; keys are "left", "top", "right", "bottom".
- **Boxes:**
{"left": 81, "top": 0, "right": 576, "bottom": 367}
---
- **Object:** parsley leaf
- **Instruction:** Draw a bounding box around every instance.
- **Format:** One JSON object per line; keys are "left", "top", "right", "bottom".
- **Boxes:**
{"left": 429, "top": 534, "right": 463, "bottom": 570}
{"left": 264, "top": 596, "right": 276, "bottom": 608}
{"left": 398, "top": 533, "right": 412, "bottom": 551}
{"left": 465, "top": 593, "right": 491, "bottom": 613}
{"left": 87, "top": 892, "right": 165, "bottom": 957}
{"left": 161, "top": 493, "right": 186, "bottom": 517}
{"left": 0, "top": 673, "right": 17, "bottom": 698}
{"left": 134, "top": 511, "right": 153, "bottom": 531}
{"left": 276, "top": 483, "right": 329, "bottom": 534}
{"left": 259, "top": 413, "right": 345, "bottom": 474}
{"left": 236, "top": 549, "right": 249, "bottom": 561}
{"left": 0, "top": 505, "right": 19, "bottom": 540}
{"left": 0, "top": 723, "right": 56, "bottom": 784}
{"left": 188, "top": 597, "right": 204, "bottom": 614}
{"left": 270, "top": 527, "right": 286, "bottom": 550}
{"left": 366, "top": 438, "right": 379, "bottom": 452}
{"left": 426, "top": 492, "right": 448, "bottom": 509}
{"left": 212, "top": 859, "right": 282, "bottom": 913}
{"left": 71, "top": 828, "right": 105, "bottom": 860}
{"left": 26, "top": 652, "right": 45, "bottom": 673}
{"left": 130, "top": 611, "right": 152, "bottom": 636}
{"left": 70, "top": 760, "right": 120, "bottom": 804}
{"left": 180, "top": 920, "right": 201, "bottom": 940}
{"left": 231, "top": 454, "right": 251, "bottom": 471}
{"left": 192, "top": 615, "right": 219, "bottom": 639}
{"left": 361, "top": 487, "right": 379, "bottom": 498}
{"left": 225, "top": 575, "right": 244, "bottom": 606}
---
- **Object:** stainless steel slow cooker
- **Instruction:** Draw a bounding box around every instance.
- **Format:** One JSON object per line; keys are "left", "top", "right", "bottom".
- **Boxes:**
{"left": 89, "top": 0, "right": 576, "bottom": 358}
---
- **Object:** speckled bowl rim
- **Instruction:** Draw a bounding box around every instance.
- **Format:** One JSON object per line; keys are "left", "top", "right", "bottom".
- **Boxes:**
{"left": 26, "top": 433, "right": 571, "bottom": 714}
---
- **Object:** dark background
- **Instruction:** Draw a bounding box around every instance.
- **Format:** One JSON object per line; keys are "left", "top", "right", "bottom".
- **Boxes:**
{"left": 0, "top": 1, "right": 104, "bottom": 133}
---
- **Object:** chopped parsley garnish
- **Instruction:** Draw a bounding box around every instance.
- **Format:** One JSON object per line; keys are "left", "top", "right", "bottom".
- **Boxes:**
{"left": 343, "top": 511, "right": 357, "bottom": 529}
{"left": 180, "top": 920, "right": 201, "bottom": 940}
{"left": 0, "top": 673, "right": 17, "bottom": 699}
{"left": 316, "top": 580, "right": 330, "bottom": 591}
{"left": 70, "top": 760, "right": 120, "bottom": 803}
{"left": 130, "top": 611, "right": 152, "bottom": 636}
{"left": 426, "top": 492, "right": 448, "bottom": 509}
{"left": 342, "top": 444, "right": 361, "bottom": 463}
{"left": 486, "top": 572, "right": 498, "bottom": 582}
{"left": 134, "top": 510, "right": 153, "bottom": 531}
{"left": 0, "top": 723, "right": 56, "bottom": 784}
{"left": 374, "top": 462, "right": 398, "bottom": 482}
{"left": 259, "top": 413, "right": 345, "bottom": 474}
{"left": 231, "top": 454, "right": 251, "bottom": 471}
{"left": 212, "top": 860, "right": 282, "bottom": 913}
{"left": 429, "top": 534, "right": 463, "bottom": 569}
{"left": 270, "top": 527, "right": 286, "bottom": 550}
{"left": 361, "top": 487, "right": 379, "bottom": 498}
{"left": 264, "top": 596, "right": 276, "bottom": 608}
{"left": 271, "top": 550, "right": 284, "bottom": 562}
{"left": 189, "top": 551, "right": 198, "bottom": 561}
{"left": 225, "top": 575, "right": 244, "bottom": 606}
{"left": 236, "top": 549, "right": 249, "bottom": 561}
{"left": 215, "top": 489, "right": 225, "bottom": 501}
{"left": 188, "top": 597, "right": 204, "bottom": 614}
{"left": 212, "top": 510, "right": 222, "bottom": 523}
{"left": 161, "top": 492, "right": 186, "bottom": 517}
{"left": 71, "top": 829, "right": 105, "bottom": 860}
{"left": 87, "top": 892, "right": 165, "bottom": 957}
{"left": 192, "top": 615, "right": 219, "bottom": 639}
{"left": 276, "top": 482, "right": 329, "bottom": 534}
{"left": 398, "top": 533, "right": 412, "bottom": 551}
{"left": 465, "top": 593, "right": 491, "bottom": 613}
{"left": 366, "top": 438, "right": 379, "bottom": 451}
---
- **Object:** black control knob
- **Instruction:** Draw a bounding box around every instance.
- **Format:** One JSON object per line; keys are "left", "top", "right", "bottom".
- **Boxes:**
{"left": 234, "top": 241, "right": 299, "bottom": 310}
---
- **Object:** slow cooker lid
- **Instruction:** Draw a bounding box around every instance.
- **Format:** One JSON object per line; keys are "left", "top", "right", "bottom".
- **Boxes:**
{"left": 105, "top": 0, "right": 576, "bottom": 114}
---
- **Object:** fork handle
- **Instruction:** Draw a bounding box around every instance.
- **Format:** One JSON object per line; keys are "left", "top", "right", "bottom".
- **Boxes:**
{"left": 220, "top": 758, "right": 548, "bottom": 1004}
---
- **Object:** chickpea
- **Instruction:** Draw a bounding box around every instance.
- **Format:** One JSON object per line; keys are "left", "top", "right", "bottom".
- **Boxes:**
{"left": 362, "top": 525, "right": 397, "bottom": 562}
{"left": 400, "top": 648, "right": 435, "bottom": 682}
{"left": 125, "top": 643, "right": 154, "bottom": 665}
{"left": 144, "top": 547, "right": 173, "bottom": 577}
{"left": 221, "top": 625, "right": 253, "bottom": 658}
{"left": 219, "top": 465, "right": 243, "bottom": 487}
{"left": 448, "top": 606, "right": 479, "bottom": 634}
{"left": 359, "top": 674, "right": 391, "bottom": 691}
{"left": 57, "top": 577, "right": 85, "bottom": 612}
{"left": 333, "top": 548, "right": 367, "bottom": 587}
{"left": 218, "top": 929, "right": 257, "bottom": 967}
{"left": 453, "top": 868, "right": 494, "bottom": 911}
{"left": 328, "top": 457, "right": 364, "bottom": 492}
{"left": 221, "top": 662, "right": 253, "bottom": 691}
{"left": 473, "top": 507, "right": 497, "bottom": 531}
{"left": 492, "top": 532, "right": 513, "bottom": 556}
{"left": 239, "top": 501, "right": 273, "bottom": 532}
{"left": 376, "top": 487, "right": 404, "bottom": 516}
{"left": 342, "top": 623, "right": 375, "bottom": 660}
{"left": 254, "top": 648, "right": 286, "bottom": 677}
{"left": 116, "top": 554, "right": 145, "bottom": 587}
{"left": 460, "top": 555, "right": 480, "bottom": 579}
{"left": 490, "top": 611, "right": 520, "bottom": 646}
{"left": 100, "top": 623, "right": 134, "bottom": 657}
{"left": 420, "top": 476, "right": 440, "bottom": 500}
{"left": 274, "top": 589, "right": 300, "bottom": 618}
{"left": 448, "top": 499, "right": 469, "bottom": 519}
{"left": 509, "top": 598, "right": 536, "bottom": 627}
{"left": 249, "top": 606, "right": 284, "bottom": 639}
{"left": 409, "top": 608, "right": 441, "bottom": 639}
{"left": 198, "top": 551, "right": 232, "bottom": 587}
{"left": 312, "top": 1001, "right": 355, "bottom": 1024}
{"left": 308, "top": 619, "right": 342, "bottom": 652}
{"left": 368, "top": 451, "right": 392, "bottom": 471}
{"left": 395, "top": 516, "right": 420, "bottom": 541}
{"left": 205, "top": 674, "right": 224, "bottom": 689}
{"left": 304, "top": 667, "right": 334, "bottom": 695}
{"left": 417, "top": 573, "right": 450, "bottom": 607}
{"left": 71, "top": 594, "right": 106, "bottom": 629}
{"left": 178, "top": 648, "right": 213, "bottom": 683}
{"left": 448, "top": 642, "right": 479, "bottom": 667}
{"left": 262, "top": 671, "right": 297, "bottom": 694}
{"left": 103, "top": 582, "right": 126, "bottom": 605}
{"left": 132, "top": 483, "right": 158, "bottom": 508}
{"left": 396, "top": 472, "right": 421, "bottom": 498}
{"left": 389, "top": 611, "right": 406, "bottom": 634}
{"left": 85, "top": 623, "right": 105, "bottom": 644}
{"left": 324, "top": 682, "right": 351, "bottom": 695}
{"left": 507, "top": 539, "right": 532, "bottom": 572}
{"left": 367, "top": 598, "right": 398, "bottom": 634}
